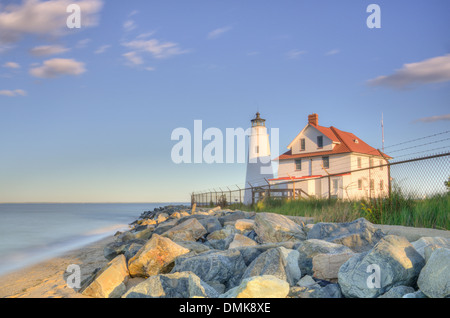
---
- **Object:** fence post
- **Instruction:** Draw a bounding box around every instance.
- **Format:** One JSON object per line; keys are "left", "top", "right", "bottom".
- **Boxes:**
{"left": 328, "top": 176, "right": 331, "bottom": 201}
{"left": 378, "top": 149, "right": 392, "bottom": 199}
{"left": 248, "top": 182, "right": 254, "bottom": 206}
{"left": 227, "top": 187, "right": 232, "bottom": 205}
{"left": 236, "top": 185, "right": 242, "bottom": 204}
{"left": 264, "top": 178, "right": 271, "bottom": 199}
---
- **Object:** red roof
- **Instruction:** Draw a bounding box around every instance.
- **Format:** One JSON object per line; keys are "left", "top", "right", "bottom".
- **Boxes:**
{"left": 277, "top": 124, "right": 391, "bottom": 161}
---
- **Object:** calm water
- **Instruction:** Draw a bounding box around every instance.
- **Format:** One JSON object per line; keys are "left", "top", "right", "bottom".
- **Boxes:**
{"left": 0, "top": 203, "right": 184, "bottom": 276}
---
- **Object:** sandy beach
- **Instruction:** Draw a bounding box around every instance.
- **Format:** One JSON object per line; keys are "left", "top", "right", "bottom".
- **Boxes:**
{"left": 0, "top": 236, "right": 115, "bottom": 298}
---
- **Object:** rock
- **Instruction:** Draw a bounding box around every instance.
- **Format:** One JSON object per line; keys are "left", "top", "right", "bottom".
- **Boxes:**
{"left": 229, "top": 242, "right": 290, "bottom": 265}
{"left": 307, "top": 218, "right": 385, "bottom": 252}
{"left": 128, "top": 234, "right": 190, "bottom": 277}
{"left": 103, "top": 239, "right": 146, "bottom": 261}
{"left": 174, "top": 241, "right": 211, "bottom": 255}
{"left": 241, "top": 247, "right": 301, "bottom": 286}
{"left": 288, "top": 283, "right": 342, "bottom": 298}
{"left": 81, "top": 255, "right": 129, "bottom": 298}
{"left": 171, "top": 249, "right": 247, "bottom": 289}
{"left": 197, "top": 217, "right": 223, "bottom": 234}
{"left": 234, "top": 219, "right": 255, "bottom": 233}
{"left": 228, "top": 234, "right": 258, "bottom": 249}
{"left": 417, "top": 248, "right": 450, "bottom": 298}
{"left": 402, "top": 290, "right": 428, "bottom": 298}
{"left": 219, "top": 211, "right": 255, "bottom": 226}
{"left": 161, "top": 218, "right": 207, "bottom": 242}
{"left": 411, "top": 237, "right": 450, "bottom": 259}
{"left": 254, "top": 212, "right": 306, "bottom": 244}
{"left": 171, "top": 211, "right": 190, "bottom": 219}
{"left": 297, "top": 275, "right": 320, "bottom": 288}
{"left": 122, "top": 271, "right": 219, "bottom": 298}
{"left": 338, "top": 235, "right": 425, "bottom": 298}
{"left": 220, "top": 275, "right": 289, "bottom": 298}
{"left": 296, "top": 239, "right": 354, "bottom": 276}
{"left": 378, "top": 285, "right": 415, "bottom": 298}
{"left": 155, "top": 213, "right": 169, "bottom": 224}
{"left": 207, "top": 228, "right": 235, "bottom": 241}
{"left": 312, "top": 252, "right": 355, "bottom": 282}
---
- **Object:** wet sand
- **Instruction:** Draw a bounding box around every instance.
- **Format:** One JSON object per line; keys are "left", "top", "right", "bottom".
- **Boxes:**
{"left": 0, "top": 236, "right": 114, "bottom": 298}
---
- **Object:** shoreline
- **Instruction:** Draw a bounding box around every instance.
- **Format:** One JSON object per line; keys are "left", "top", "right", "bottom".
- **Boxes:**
{"left": 0, "top": 236, "right": 114, "bottom": 298}
{"left": 0, "top": 207, "right": 449, "bottom": 298}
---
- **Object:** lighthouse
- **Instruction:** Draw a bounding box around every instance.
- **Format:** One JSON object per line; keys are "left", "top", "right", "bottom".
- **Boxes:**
{"left": 244, "top": 112, "right": 274, "bottom": 205}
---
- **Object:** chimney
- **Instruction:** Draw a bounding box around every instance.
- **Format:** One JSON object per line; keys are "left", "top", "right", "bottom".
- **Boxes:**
{"left": 308, "top": 113, "right": 318, "bottom": 126}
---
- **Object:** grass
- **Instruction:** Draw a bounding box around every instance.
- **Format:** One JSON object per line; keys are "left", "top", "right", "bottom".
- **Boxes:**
{"left": 227, "top": 191, "right": 449, "bottom": 230}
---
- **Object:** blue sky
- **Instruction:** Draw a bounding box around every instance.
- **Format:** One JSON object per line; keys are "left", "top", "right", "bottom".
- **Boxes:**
{"left": 0, "top": 0, "right": 449, "bottom": 202}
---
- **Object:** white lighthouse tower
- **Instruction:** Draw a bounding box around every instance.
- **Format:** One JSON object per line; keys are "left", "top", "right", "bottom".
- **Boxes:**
{"left": 244, "top": 112, "right": 273, "bottom": 205}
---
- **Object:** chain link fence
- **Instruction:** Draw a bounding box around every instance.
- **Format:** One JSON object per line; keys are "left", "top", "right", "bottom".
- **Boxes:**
{"left": 191, "top": 152, "right": 450, "bottom": 207}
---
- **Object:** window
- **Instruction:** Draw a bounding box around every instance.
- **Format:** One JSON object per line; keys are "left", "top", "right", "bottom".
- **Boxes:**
{"left": 295, "top": 159, "right": 302, "bottom": 171}
{"left": 380, "top": 160, "right": 383, "bottom": 171}
{"left": 317, "top": 136, "right": 323, "bottom": 148}
{"left": 357, "top": 157, "right": 362, "bottom": 169}
{"left": 380, "top": 180, "right": 384, "bottom": 191}
{"left": 369, "top": 158, "right": 374, "bottom": 168}
{"left": 255, "top": 146, "right": 259, "bottom": 154}
{"left": 358, "top": 179, "right": 362, "bottom": 190}
{"left": 322, "top": 156, "right": 329, "bottom": 169}
{"left": 300, "top": 138, "right": 305, "bottom": 151}
{"left": 370, "top": 179, "right": 375, "bottom": 191}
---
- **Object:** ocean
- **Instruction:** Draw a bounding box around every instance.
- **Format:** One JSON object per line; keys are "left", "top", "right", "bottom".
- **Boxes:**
{"left": 0, "top": 203, "right": 186, "bottom": 277}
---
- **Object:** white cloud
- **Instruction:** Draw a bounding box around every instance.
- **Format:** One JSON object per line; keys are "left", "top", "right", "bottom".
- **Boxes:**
{"left": 286, "top": 49, "right": 306, "bottom": 59}
{"left": 29, "top": 58, "right": 86, "bottom": 78}
{"left": 414, "top": 114, "right": 450, "bottom": 123}
{"left": 207, "top": 26, "right": 232, "bottom": 40}
{"left": 0, "top": 0, "right": 103, "bottom": 44}
{"left": 3, "top": 62, "right": 20, "bottom": 69}
{"left": 123, "top": 51, "right": 144, "bottom": 66}
{"left": 123, "top": 20, "right": 137, "bottom": 32}
{"left": 30, "top": 44, "right": 70, "bottom": 56}
{"left": 94, "top": 44, "right": 111, "bottom": 54}
{"left": 0, "top": 89, "right": 27, "bottom": 97}
{"left": 325, "top": 49, "right": 340, "bottom": 56}
{"left": 145, "top": 66, "right": 155, "bottom": 72}
{"left": 368, "top": 54, "right": 450, "bottom": 89}
{"left": 123, "top": 39, "right": 190, "bottom": 59}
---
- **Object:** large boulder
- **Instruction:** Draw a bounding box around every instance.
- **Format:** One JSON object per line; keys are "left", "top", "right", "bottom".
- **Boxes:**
{"left": 417, "top": 247, "right": 450, "bottom": 298}
{"left": 220, "top": 275, "right": 289, "bottom": 298}
{"left": 378, "top": 285, "right": 415, "bottom": 298}
{"left": 103, "top": 239, "right": 146, "bottom": 261}
{"left": 312, "top": 252, "right": 355, "bottom": 282}
{"left": 81, "top": 255, "right": 129, "bottom": 298}
{"left": 296, "top": 239, "right": 353, "bottom": 276}
{"left": 307, "top": 218, "right": 385, "bottom": 252}
{"left": 254, "top": 213, "right": 306, "bottom": 243}
{"left": 171, "top": 249, "right": 247, "bottom": 289}
{"left": 122, "top": 271, "right": 219, "bottom": 298}
{"left": 128, "top": 234, "right": 189, "bottom": 277}
{"left": 235, "top": 242, "right": 298, "bottom": 266}
{"left": 218, "top": 211, "right": 255, "bottom": 226}
{"left": 288, "top": 283, "right": 342, "bottom": 298}
{"left": 338, "top": 235, "right": 425, "bottom": 298}
{"left": 241, "top": 247, "right": 301, "bottom": 286}
{"left": 234, "top": 219, "right": 255, "bottom": 233}
{"left": 228, "top": 234, "right": 258, "bottom": 249}
{"left": 161, "top": 218, "right": 207, "bottom": 242}
{"left": 411, "top": 237, "right": 450, "bottom": 259}
{"left": 197, "top": 217, "right": 223, "bottom": 234}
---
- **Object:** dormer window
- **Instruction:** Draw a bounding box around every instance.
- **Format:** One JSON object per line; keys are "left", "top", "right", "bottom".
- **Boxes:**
{"left": 353, "top": 139, "right": 359, "bottom": 144}
{"left": 317, "top": 136, "right": 323, "bottom": 148}
{"left": 300, "top": 138, "right": 305, "bottom": 151}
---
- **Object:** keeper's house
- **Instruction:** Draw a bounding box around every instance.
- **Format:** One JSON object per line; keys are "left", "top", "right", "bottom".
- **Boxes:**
{"left": 270, "top": 113, "right": 392, "bottom": 200}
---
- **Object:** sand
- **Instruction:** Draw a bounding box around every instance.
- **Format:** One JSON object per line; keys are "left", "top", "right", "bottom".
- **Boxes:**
{"left": 0, "top": 236, "right": 115, "bottom": 298}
